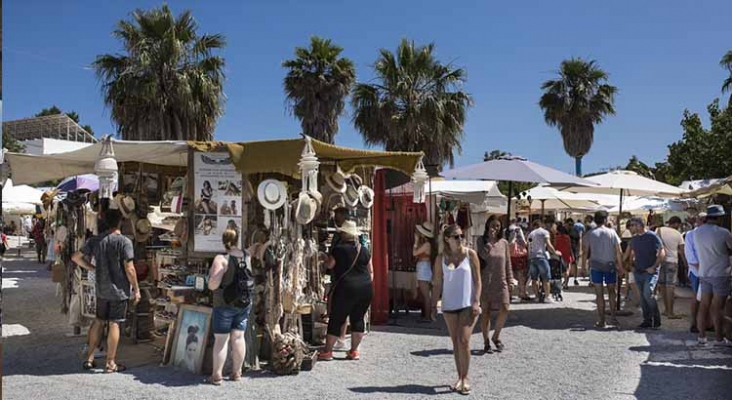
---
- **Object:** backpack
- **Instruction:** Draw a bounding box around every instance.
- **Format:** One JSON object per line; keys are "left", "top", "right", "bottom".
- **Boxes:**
{"left": 222, "top": 255, "right": 254, "bottom": 308}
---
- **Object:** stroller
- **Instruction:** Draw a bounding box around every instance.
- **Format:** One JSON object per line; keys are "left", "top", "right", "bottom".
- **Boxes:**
{"left": 547, "top": 254, "right": 567, "bottom": 301}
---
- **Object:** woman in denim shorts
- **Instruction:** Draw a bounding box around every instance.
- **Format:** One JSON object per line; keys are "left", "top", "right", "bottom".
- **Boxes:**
{"left": 207, "top": 229, "right": 252, "bottom": 385}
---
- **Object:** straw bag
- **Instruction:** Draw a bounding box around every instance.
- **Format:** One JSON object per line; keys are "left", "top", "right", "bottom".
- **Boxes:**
{"left": 51, "top": 260, "right": 66, "bottom": 283}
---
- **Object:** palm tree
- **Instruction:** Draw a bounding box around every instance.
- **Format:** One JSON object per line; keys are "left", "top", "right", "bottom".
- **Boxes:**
{"left": 93, "top": 5, "right": 225, "bottom": 141}
{"left": 539, "top": 58, "right": 617, "bottom": 176}
{"left": 352, "top": 39, "right": 472, "bottom": 170}
{"left": 721, "top": 50, "right": 732, "bottom": 108}
{"left": 282, "top": 37, "right": 355, "bottom": 144}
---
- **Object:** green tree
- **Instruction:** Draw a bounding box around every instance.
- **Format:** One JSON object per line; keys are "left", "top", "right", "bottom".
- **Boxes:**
{"left": 282, "top": 37, "right": 355, "bottom": 144}
{"left": 661, "top": 99, "right": 732, "bottom": 185}
{"left": 721, "top": 50, "right": 732, "bottom": 108}
{"left": 483, "top": 150, "right": 534, "bottom": 195}
{"left": 2, "top": 131, "right": 25, "bottom": 153}
{"left": 352, "top": 39, "right": 472, "bottom": 170}
{"left": 625, "top": 155, "right": 655, "bottom": 179}
{"left": 93, "top": 5, "right": 226, "bottom": 141}
{"left": 539, "top": 58, "right": 617, "bottom": 176}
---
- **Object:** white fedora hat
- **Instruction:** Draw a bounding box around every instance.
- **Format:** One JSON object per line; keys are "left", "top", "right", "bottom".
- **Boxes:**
{"left": 336, "top": 220, "right": 361, "bottom": 237}
{"left": 416, "top": 221, "right": 435, "bottom": 239}
{"left": 358, "top": 186, "right": 375, "bottom": 209}
{"left": 326, "top": 170, "right": 348, "bottom": 193}
{"left": 257, "top": 180, "right": 287, "bottom": 210}
{"left": 343, "top": 184, "right": 360, "bottom": 208}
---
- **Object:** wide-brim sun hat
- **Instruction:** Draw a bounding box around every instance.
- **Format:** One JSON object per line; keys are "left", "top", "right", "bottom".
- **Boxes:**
{"left": 416, "top": 221, "right": 435, "bottom": 239}
{"left": 336, "top": 220, "right": 361, "bottom": 237}
{"left": 114, "top": 194, "right": 136, "bottom": 218}
{"left": 348, "top": 173, "right": 363, "bottom": 188}
{"left": 358, "top": 186, "right": 375, "bottom": 209}
{"left": 257, "top": 179, "right": 287, "bottom": 210}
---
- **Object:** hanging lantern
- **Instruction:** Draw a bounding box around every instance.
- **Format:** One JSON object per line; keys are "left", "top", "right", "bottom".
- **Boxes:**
{"left": 412, "top": 158, "right": 429, "bottom": 203}
{"left": 298, "top": 135, "right": 320, "bottom": 196}
{"left": 94, "top": 135, "right": 118, "bottom": 200}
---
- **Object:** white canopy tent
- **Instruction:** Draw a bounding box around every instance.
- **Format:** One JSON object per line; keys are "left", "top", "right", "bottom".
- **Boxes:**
{"left": 2, "top": 179, "right": 43, "bottom": 216}
{"left": 523, "top": 186, "right": 603, "bottom": 212}
{"left": 387, "top": 179, "right": 505, "bottom": 206}
{"left": 4, "top": 139, "right": 190, "bottom": 185}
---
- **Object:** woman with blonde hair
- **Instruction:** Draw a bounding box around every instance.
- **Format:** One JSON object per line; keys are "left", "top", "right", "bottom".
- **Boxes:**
{"left": 414, "top": 221, "right": 436, "bottom": 322}
{"left": 432, "top": 224, "right": 481, "bottom": 395}
{"left": 207, "top": 229, "right": 253, "bottom": 385}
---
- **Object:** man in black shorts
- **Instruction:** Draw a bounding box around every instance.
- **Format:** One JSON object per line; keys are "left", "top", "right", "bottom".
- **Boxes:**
{"left": 72, "top": 209, "right": 140, "bottom": 373}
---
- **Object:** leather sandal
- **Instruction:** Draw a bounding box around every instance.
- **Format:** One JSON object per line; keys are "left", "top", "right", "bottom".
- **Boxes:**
{"left": 82, "top": 361, "right": 95, "bottom": 371}
{"left": 104, "top": 363, "right": 127, "bottom": 373}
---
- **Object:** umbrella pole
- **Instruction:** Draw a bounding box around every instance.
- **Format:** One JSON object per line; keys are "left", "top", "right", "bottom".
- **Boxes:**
{"left": 506, "top": 181, "right": 513, "bottom": 238}
{"left": 541, "top": 200, "right": 546, "bottom": 218}
{"left": 616, "top": 189, "right": 632, "bottom": 315}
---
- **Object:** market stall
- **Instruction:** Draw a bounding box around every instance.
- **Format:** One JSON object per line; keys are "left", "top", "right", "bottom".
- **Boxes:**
{"left": 5, "top": 135, "right": 422, "bottom": 375}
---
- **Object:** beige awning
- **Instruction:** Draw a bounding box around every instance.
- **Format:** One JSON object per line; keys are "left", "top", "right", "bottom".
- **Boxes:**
{"left": 224, "top": 137, "right": 423, "bottom": 178}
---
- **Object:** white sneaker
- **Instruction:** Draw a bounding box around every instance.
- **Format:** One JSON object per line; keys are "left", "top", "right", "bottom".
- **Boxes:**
{"left": 333, "top": 339, "right": 347, "bottom": 351}
{"left": 713, "top": 338, "right": 732, "bottom": 347}
{"left": 544, "top": 297, "right": 555, "bottom": 304}
{"left": 698, "top": 337, "right": 708, "bottom": 346}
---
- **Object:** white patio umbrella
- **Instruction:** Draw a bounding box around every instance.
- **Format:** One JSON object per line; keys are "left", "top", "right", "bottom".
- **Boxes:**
{"left": 442, "top": 156, "right": 598, "bottom": 223}
{"left": 557, "top": 170, "right": 686, "bottom": 223}
{"left": 557, "top": 170, "right": 686, "bottom": 313}
{"left": 523, "top": 186, "right": 603, "bottom": 214}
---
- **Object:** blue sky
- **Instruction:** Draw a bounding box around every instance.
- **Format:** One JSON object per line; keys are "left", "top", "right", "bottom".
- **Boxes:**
{"left": 4, "top": 0, "right": 731, "bottom": 174}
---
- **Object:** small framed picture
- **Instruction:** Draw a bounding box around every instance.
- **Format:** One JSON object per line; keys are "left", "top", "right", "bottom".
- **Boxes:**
{"left": 80, "top": 281, "right": 96, "bottom": 319}
{"left": 169, "top": 305, "right": 212, "bottom": 374}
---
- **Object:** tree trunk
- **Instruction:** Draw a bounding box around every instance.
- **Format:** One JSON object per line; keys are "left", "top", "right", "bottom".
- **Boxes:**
{"left": 575, "top": 157, "right": 583, "bottom": 177}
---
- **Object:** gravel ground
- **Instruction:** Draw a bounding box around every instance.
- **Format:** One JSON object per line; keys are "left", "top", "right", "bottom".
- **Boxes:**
{"left": 3, "top": 251, "right": 731, "bottom": 400}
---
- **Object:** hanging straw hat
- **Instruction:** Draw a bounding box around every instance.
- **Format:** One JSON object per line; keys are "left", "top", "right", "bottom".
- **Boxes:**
{"left": 295, "top": 192, "right": 319, "bottom": 225}
{"left": 358, "top": 186, "right": 375, "bottom": 209}
{"left": 257, "top": 179, "right": 287, "bottom": 210}
{"left": 41, "top": 189, "right": 60, "bottom": 208}
{"left": 114, "top": 194, "right": 136, "bottom": 218}
{"left": 326, "top": 170, "right": 348, "bottom": 193}
{"left": 135, "top": 218, "right": 153, "bottom": 243}
{"left": 416, "top": 221, "right": 435, "bottom": 239}
{"left": 343, "top": 184, "right": 360, "bottom": 208}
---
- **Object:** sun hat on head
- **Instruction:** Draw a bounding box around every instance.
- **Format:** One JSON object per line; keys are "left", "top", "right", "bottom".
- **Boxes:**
{"left": 416, "top": 221, "right": 435, "bottom": 239}
{"left": 336, "top": 220, "right": 361, "bottom": 238}
{"left": 706, "top": 204, "right": 726, "bottom": 218}
{"left": 257, "top": 179, "right": 287, "bottom": 210}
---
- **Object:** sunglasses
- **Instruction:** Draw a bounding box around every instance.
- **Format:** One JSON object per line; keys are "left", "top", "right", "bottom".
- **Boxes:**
{"left": 450, "top": 234, "right": 465, "bottom": 240}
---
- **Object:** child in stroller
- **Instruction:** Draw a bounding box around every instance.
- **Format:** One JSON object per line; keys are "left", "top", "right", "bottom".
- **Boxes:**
{"left": 547, "top": 254, "right": 567, "bottom": 301}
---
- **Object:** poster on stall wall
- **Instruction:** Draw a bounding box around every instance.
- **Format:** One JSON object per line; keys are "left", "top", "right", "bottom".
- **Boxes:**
{"left": 192, "top": 152, "right": 243, "bottom": 252}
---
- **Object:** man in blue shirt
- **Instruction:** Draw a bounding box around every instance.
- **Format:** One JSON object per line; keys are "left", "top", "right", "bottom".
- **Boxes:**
{"left": 626, "top": 218, "right": 666, "bottom": 329}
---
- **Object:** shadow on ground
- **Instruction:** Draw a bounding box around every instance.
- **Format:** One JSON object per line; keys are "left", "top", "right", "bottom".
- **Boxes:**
{"left": 630, "top": 320, "right": 732, "bottom": 399}
{"left": 349, "top": 384, "right": 451, "bottom": 395}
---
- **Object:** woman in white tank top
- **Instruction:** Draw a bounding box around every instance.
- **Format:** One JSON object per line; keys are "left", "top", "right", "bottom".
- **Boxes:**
{"left": 431, "top": 224, "right": 482, "bottom": 395}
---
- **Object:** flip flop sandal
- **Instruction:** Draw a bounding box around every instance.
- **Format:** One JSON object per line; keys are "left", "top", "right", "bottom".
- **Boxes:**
{"left": 493, "top": 340, "right": 505, "bottom": 352}
{"left": 483, "top": 343, "right": 493, "bottom": 354}
{"left": 459, "top": 384, "right": 471, "bottom": 395}
{"left": 104, "top": 363, "right": 127, "bottom": 373}
{"left": 82, "top": 361, "right": 95, "bottom": 371}
{"left": 206, "top": 377, "right": 223, "bottom": 386}
{"left": 230, "top": 372, "right": 242, "bottom": 382}
{"left": 450, "top": 382, "right": 463, "bottom": 392}
{"left": 594, "top": 321, "right": 606, "bottom": 328}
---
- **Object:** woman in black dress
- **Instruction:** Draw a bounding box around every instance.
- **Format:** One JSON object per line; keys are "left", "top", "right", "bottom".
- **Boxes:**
{"left": 318, "top": 220, "right": 374, "bottom": 361}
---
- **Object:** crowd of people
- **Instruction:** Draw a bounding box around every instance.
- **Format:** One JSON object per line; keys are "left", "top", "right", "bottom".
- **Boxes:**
{"left": 399, "top": 205, "right": 732, "bottom": 392}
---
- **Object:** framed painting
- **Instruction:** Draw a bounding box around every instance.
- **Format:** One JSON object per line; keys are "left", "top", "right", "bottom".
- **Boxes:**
{"left": 169, "top": 305, "right": 212, "bottom": 374}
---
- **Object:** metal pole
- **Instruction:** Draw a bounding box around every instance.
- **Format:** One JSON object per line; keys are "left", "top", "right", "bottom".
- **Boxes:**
{"left": 617, "top": 189, "right": 625, "bottom": 312}
{"left": 506, "top": 181, "right": 513, "bottom": 238}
